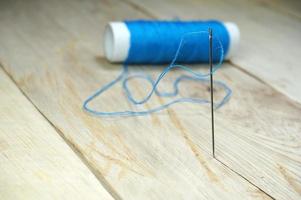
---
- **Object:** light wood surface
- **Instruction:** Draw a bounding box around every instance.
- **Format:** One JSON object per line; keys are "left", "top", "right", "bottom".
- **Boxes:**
{"left": 125, "top": 0, "right": 301, "bottom": 199}
{"left": 0, "top": 0, "right": 273, "bottom": 199}
{"left": 265, "top": 0, "right": 301, "bottom": 19}
{"left": 0, "top": 0, "right": 300, "bottom": 199}
{"left": 0, "top": 67, "right": 114, "bottom": 200}
{"left": 128, "top": 0, "right": 301, "bottom": 103}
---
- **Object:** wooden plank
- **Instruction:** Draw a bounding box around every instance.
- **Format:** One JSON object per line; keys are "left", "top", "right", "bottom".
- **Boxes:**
{"left": 261, "top": 0, "right": 301, "bottom": 19}
{"left": 214, "top": 67, "right": 301, "bottom": 200}
{"left": 127, "top": 0, "right": 301, "bottom": 104}
{"left": 123, "top": 0, "right": 301, "bottom": 199}
{"left": 0, "top": 67, "right": 114, "bottom": 200}
{"left": 0, "top": 0, "right": 272, "bottom": 199}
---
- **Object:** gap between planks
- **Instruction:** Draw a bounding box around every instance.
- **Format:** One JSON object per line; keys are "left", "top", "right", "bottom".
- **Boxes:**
{"left": 125, "top": 0, "right": 301, "bottom": 103}
{"left": 0, "top": 64, "right": 121, "bottom": 200}
{"left": 229, "top": 61, "right": 301, "bottom": 107}
{"left": 1, "top": 61, "right": 273, "bottom": 199}
{"left": 215, "top": 157, "right": 275, "bottom": 200}
{"left": 121, "top": 0, "right": 301, "bottom": 105}
{"left": 0, "top": 0, "right": 296, "bottom": 199}
{"left": 119, "top": 0, "right": 301, "bottom": 198}
{"left": 120, "top": 0, "right": 299, "bottom": 194}
{"left": 0, "top": 54, "right": 274, "bottom": 200}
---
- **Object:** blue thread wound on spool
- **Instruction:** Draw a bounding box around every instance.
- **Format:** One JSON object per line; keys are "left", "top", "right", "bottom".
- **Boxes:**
{"left": 125, "top": 20, "right": 230, "bottom": 64}
{"left": 83, "top": 20, "right": 240, "bottom": 117}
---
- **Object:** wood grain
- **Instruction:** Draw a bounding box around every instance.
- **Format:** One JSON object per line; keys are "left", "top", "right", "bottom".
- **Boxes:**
{"left": 261, "top": 0, "right": 301, "bottom": 19}
{"left": 0, "top": 0, "right": 273, "bottom": 199}
{"left": 124, "top": 0, "right": 301, "bottom": 199}
{"left": 215, "top": 66, "right": 301, "bottom": 200}
{"left": 0, "top": 67, "right": 114, "bottom": 200}
{"left": 127, "top": 0, "right": 301, "bottom": 104}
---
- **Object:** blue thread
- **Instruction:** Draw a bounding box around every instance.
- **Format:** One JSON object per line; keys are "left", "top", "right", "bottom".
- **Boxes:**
{"left": 83, "top": 21, "right": 232, "bottom": 117}
{"left": 125, "top": 20, "right": 230, "bottom": 64}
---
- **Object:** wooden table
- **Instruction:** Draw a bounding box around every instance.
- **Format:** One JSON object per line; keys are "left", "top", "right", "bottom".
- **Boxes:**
{"left": 0, "top": 0, "right": 300, "bottom": 199}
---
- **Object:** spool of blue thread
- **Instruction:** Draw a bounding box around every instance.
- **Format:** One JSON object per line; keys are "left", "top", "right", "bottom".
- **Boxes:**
{"left": 104, "top": 20, "right": 240, "bottom": 64}
{"left": 83, "top": 20, "right": 238, "bottom": 117}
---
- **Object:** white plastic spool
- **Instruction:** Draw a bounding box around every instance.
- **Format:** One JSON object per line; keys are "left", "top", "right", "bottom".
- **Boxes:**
{"left": 104, "top": 21, "right": 240, "bottom": 63}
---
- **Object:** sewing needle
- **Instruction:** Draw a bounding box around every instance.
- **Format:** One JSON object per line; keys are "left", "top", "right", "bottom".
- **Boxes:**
{"left": 209, "top": 28, "right": 215, "bottom": 158}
